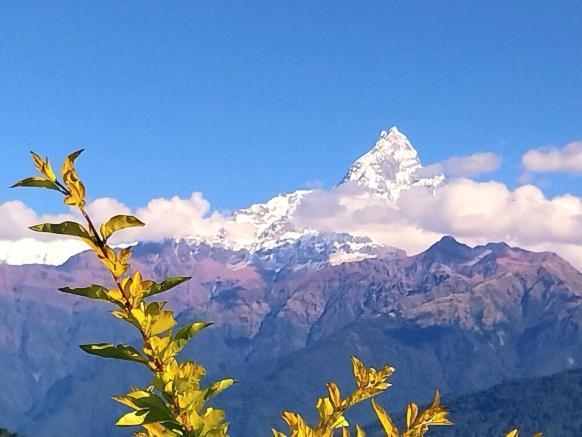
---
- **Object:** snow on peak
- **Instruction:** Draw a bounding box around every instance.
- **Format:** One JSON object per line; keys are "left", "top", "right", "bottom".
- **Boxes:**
{"left": 340, "top": 126, "right": 444, "bottom": 200}
{"left": 2, "top": 126, "right": 442, "bottom": 267}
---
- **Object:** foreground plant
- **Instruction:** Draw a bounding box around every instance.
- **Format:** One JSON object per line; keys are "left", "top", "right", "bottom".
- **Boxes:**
{"left": 272, "top": 356, "right": 451, "bottom": 437}
{"left": 13, "top": 150, "right": 235, "bottom": 436}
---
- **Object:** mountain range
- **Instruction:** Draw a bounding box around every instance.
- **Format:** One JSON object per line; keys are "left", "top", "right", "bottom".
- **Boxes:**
{"left": 1, "top": 127, "right": 581, "bottom": 435}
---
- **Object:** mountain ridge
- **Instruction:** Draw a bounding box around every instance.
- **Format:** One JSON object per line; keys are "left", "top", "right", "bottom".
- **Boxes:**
{"left": 3, "top": 234, "right": 582, "bottom": 434}
{"left": 1, "top": 126, "right": 442, "bottom": 267}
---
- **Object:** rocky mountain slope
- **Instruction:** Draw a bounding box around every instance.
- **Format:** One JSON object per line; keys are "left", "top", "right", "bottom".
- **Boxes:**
{"left": 2, "top": 235, "right": 582, "bottom": 435}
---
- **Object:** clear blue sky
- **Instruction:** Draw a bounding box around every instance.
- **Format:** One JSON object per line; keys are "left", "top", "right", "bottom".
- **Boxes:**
{"left": 1, "top": 1, "right": 581, "bottom": 214}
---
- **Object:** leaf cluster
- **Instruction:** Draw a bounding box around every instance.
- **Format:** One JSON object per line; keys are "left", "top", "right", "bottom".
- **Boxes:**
{"left": 13, "top": 151, "right": 235, "bottom": 436}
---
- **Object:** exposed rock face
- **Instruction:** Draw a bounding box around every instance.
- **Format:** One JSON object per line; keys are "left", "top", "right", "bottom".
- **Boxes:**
{"left": 2, "top": 236, "right": 582, "bottom": 435}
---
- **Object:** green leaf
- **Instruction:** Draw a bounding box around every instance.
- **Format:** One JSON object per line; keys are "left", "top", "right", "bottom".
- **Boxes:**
{"left": 115, "top": 406, "right": 177, "bottom": 427}
{"left": 144, "top": 276, "right": 191, "bottom": 298}
{"left": 115, "top": 409, "right": 150, "bottom": 426}
{"left": 113, "top": 390, "right": 172, "bottom": 416}
{"left": 100, "top": 214, "right": 145, "bottom": 241}
{"left": 372, "top": 399, "right": 399, "bottom": 437}
{"left": 58, "top": 284, "right": 110, "bottom": 302}
{"left": 10, "top": 176, "right": 60, "bottom": 191}
{"left": 29, "top": 221, "right": 92, "bottom": 240}
{"left": 80, "top": 343, "right": 147, "bottom": 365}
{"left": 173, "top": 321, "right": 213, "bottom": 353}
{"left": 204, "top": 378, "right": 237, "bottom": 400}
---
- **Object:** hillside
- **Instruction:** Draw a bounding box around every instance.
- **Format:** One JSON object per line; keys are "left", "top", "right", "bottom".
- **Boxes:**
{"left": 3, "top": 235, "right": 582, "bottom": 435}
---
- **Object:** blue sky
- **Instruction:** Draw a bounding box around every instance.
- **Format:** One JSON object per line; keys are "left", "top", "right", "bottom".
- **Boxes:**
{"left": 1, "top": 1, "right": 581, "bottom": 214}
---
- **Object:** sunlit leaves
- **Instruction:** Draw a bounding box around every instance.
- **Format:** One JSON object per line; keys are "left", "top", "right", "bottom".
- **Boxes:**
{"left": 10, "top": 176, "right": 61, "bottom": 191}
{"left": 14, "top": 148, "right": 234, "bottom": 436}
{"left": 278, "top": 357, "right": 395, "bottom": 437}
{"left": 326, "top": 382, "right": 341, "bottom": 409}
{"left": 79, "top": 343, "right": 148, "bottom": 365}
{"left": 173, "top": 321, "right": 214, "bottom": 354}
{"left": 61, "top": 149, "right": 85, "bottom": 207}
{"left": 113, "top": 390, "right": 176, "bottom": 427}
{"left": 100, "top": 214, "right": 145, "bottom": 241}
{"left": 144, "top": 276, "right": 191, "bottom": 298}
{"left": 350, "top": 356, "right": 395, "bottom": 403}
{"left": 133, "top": 301, "right": 176, "bottom": 336}
{"left": 282, "top": 412, "right": 315, "bottom": 437}
{"left": 505, "top": 431, "right": 543, "bottom": 437}
{"left": 401, "top": 390, "right": 452, "bottom": 436}
{"left": 204, "top": 378, "right": 237, "bottom": 401}
{"left": 29, "top": 221, "right": 92, "bottom": 240}
{"left": 58, "top": 284, "right": 110, "bottom": 302}
{"left": 372, "top": 399, "right": 399, "bottom": 437}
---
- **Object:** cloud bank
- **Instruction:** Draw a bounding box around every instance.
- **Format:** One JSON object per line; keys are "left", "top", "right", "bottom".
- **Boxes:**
{"left": 4, "top": 142, "right": 582, "bottom": 269}
{"left": 523, "top": 141, "right": 582, "bottom": 173}
{"left": 419, "top": 152, "right": 501, "bottom": 178}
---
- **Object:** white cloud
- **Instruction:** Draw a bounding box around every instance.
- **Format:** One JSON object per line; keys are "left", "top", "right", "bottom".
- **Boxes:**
{"left": 522, "top": 141, "right": 582, "bottom": 173}
{"left": 419, "top": 152, "right": 501, "bottom": 178}
{"left": 293, "top": 178, "right": 582, "bottom": 269}
{"left": 0, "top": 192, "right": 253, "bottom": 265}
{"left": 6, "top": 168, "right": 582, "bottom": 271}
{"left": 134, "top": 193, "right": 224, "bottom": 241}
{"left": 0, "top": 200, "right": 75, "bottom": 240}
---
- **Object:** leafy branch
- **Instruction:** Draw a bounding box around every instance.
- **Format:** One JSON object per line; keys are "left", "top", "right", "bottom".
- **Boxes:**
{"left": 13, "top": 150, "right": 234, "bottom": 436}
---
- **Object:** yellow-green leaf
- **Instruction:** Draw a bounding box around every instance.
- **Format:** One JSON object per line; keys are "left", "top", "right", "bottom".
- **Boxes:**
{"left": 31, "top": 151, "right": 57, "bottom": 181}
{"left": 113, "top": 390, "right": 172, "bottom": 417}
{"left": 61, "top": 149, "right": 84, "bottom": 175}
{"left": 144, "top": 276, "right": 191, "bottom": 298}
{"left": 371, "top": 400, "right": 398, "bottom": 437}
{"left": 115, "top": 409, "right": 151, "bottom": 426}
{"left": 406, "top": 402, "right": 418, "bottom": 429}
{"left": 204, "top": 378, "right": 237, "bottom": 400}
{"left": 326, "top": 382, "right": 341, "bottom": 408}
{"left": 173, "top": 321, "right": 213, "bottom": 352}
{"left": 29, "top": 221, "right": 92, "bottom": 240}
{"left": 80, "top": 343, "right": 147, "bottom": 365}
{"left": 100, "top": 214, "right": 145, "bottom": 241}
{"left": 355, "top": 425, "right": 365, "bottom": 437}
{"left": 58, "top": 284, "right": 110, "bottom": 302}
{"left": 150, "top": 310, "right": 176, "bottom": 336}
{"left": 10, "top": 176, "right": 60, "bottom": 191}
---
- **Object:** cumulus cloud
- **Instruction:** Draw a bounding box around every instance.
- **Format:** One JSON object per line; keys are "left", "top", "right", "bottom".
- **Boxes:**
{"left": 0, "top": 193, "right": 226, "bottom": 243}
{"left": 0, "top": 192, "right": 252, "bottom": 265}
{"left": 292, "top": 178, "right": 582, "bottom": 268}
{"left": 419, "top": 152, "right": 501, "bottom": 178}
{"left": 522, "top": 141, "right": 582, "bottom": 173}
{"left": 6, "top": 168, "right": 582, "bottom": 270}
{"left": 0, "top": 200, "right": 75, "bottom": 240}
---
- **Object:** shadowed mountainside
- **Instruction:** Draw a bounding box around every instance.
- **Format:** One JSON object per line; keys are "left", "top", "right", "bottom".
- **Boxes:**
{"left": 2, "top": 236, "right": 582, "bottom": 435}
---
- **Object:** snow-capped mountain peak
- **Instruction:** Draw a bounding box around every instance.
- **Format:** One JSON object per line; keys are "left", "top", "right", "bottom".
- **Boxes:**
{"left": 2, "top": 126, "right": 442, "bottom": 267}
{"left": 340, "top": 126, "right": 444, "bottom": 200}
